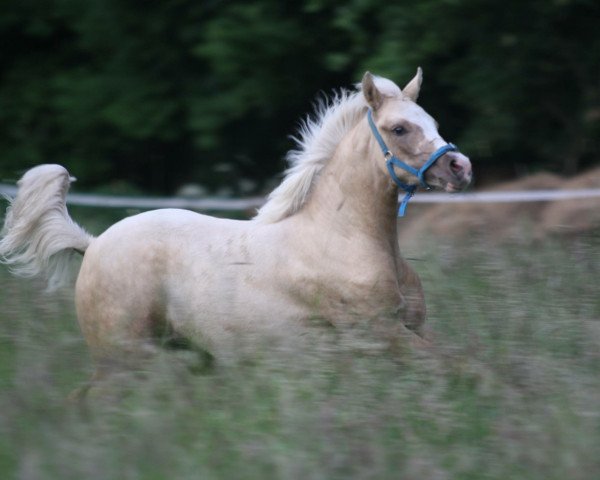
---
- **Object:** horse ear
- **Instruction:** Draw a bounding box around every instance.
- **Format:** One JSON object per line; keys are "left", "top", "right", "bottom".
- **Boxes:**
{"left": 402, "top": 67, "right": 423, "bottom": 102}
{"left": 362, "top": 71, "right": 383, "bottom": 111}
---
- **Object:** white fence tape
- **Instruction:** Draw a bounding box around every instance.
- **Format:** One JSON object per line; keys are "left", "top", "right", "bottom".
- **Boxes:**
{"left": 1, "top": 183, "right": 600, "bottom": 211}
{"left": 410, "top": 188, "right": 600, "bottom": 203}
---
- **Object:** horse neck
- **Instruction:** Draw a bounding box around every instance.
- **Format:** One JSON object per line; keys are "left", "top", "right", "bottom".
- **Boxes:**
{"left": 298, "top": 120, "right": 400, "bottom": 252}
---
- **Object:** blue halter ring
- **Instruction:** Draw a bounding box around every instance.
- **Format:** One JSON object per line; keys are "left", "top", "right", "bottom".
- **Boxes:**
{"left": 367, "top": 108, "right": 458, "bottom": 216}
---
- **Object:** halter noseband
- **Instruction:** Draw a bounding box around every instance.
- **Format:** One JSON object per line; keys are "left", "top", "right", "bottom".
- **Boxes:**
{"left": 367, "top": 108, "right": 458, "bottom": 216}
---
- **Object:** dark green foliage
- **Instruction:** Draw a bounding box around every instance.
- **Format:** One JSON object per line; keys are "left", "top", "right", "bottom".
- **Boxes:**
{"left": 0, "top": 0, "right": 598, "bottom": 193}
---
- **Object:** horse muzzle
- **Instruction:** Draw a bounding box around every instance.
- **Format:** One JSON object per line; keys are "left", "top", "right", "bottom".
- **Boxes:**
{"left": 431, "top": 151, "right": 472, "bottom": 192}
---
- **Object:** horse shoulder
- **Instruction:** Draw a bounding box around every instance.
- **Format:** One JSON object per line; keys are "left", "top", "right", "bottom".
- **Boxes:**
{"left": 276, "top": 223, "right": 404, "bottom": 320}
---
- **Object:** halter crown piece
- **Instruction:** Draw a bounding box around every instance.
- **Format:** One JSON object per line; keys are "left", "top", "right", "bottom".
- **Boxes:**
{"left": 367, "top": 108, "right": 458, "bottom": 216}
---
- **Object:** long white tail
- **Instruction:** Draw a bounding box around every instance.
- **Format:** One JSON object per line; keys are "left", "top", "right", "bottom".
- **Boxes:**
{"left": 0, "top": 164, "right": 93, "bottom": 290}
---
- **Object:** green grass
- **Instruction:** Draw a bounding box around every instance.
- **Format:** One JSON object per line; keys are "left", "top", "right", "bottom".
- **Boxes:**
{"left": 0, "top": 208, "right": 599, "bottom": 479}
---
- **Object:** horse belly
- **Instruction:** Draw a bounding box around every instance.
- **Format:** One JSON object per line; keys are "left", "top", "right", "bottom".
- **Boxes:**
{"left": 162, "top": 253, "right": 307, "bottom": 355}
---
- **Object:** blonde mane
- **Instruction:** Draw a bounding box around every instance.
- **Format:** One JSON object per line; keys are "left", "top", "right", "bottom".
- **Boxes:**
{"left": 253, "top": 88, "right": 369, "bottom": 224}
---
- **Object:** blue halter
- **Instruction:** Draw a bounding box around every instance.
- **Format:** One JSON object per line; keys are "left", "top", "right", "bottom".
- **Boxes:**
{"left": 367, "top": 108, "right": 458, "bottom": 216}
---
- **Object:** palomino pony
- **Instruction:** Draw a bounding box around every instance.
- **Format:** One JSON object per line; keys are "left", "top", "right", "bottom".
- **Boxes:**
{"left": 0, "top": 71, "right": 472, "bottom": 379}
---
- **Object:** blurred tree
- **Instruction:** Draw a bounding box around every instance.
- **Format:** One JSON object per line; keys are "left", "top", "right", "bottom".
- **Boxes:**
{"left": 359, "top": 0, "right": 600, "bottom": 177}
{"left": 0, "top": 0, "right": 598, "bottom": 193}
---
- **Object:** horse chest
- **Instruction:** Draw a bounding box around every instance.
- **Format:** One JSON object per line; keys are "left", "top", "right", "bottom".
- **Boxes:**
{"left": 282, "top": 255, "right": 404, "bottom": 324}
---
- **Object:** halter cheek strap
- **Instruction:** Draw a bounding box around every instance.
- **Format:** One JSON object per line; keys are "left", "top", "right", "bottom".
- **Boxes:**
{"left": 367, "top": 108, "right": 458, "bottom": 216}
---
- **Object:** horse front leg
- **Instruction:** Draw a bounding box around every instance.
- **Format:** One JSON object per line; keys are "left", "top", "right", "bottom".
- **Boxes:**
{"left": 397, "top": 255, "right": 427, "bottom": 337}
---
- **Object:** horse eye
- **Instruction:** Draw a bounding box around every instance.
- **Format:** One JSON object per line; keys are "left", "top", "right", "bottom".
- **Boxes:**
{"left": 392, "top": 126, "right": 406, "bottom": 136}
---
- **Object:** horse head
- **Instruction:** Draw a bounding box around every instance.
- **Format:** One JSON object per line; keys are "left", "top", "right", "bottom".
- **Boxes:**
{"left": 363, "top": 70, "right": 472, "bottom": 198}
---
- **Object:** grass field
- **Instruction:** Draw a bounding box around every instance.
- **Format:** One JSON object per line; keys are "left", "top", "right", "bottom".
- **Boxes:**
{"left": 0, "top": 207, "right": 599, "bottom": 480}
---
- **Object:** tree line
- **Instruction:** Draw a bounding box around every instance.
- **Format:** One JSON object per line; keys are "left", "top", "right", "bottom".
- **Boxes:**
{"left": 1, "top": 0, "right": 598, "bottom": 194}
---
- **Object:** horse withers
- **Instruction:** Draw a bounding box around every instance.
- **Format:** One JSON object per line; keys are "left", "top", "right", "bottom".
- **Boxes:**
{"left": 0, "top": 70, "right": 472, "bottom": 384}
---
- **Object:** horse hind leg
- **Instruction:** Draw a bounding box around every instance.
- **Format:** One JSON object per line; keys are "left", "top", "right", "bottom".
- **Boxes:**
{"left": 71, "top": 274, "right": 164, "bottom": 400}
{"left": 66, "top": 329, "right": 175, "bottom": 405}
{"left": 68, "top": 341, "right": 214, "bottom": 405}
{"left": 67, "top": 337, "right": 165, "bottom": 405}
{"left": 156, "top": 325, "right": 215, "bottom": 373}
{"left": 71, "top": 293, "right": 213, "bottom": 402}
{"left": 66, "top": 369, "right": 131, "bottom": 405}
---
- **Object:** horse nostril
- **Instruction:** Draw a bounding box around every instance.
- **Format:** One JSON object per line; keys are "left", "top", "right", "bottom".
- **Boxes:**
{"left": 449, "top": 159, "right": 463, "bottom": 174}
{"left": 446, "top": 153, "right": 472, "bottom": 184}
